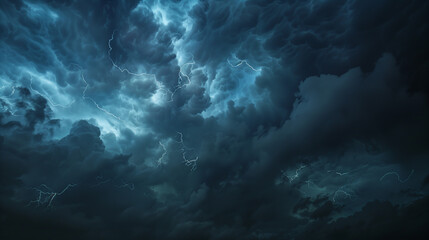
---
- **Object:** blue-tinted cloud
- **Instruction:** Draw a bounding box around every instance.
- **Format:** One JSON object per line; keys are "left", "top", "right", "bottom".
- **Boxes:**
{"left": 1, "top": 0, "right": 428, "bottom": 239}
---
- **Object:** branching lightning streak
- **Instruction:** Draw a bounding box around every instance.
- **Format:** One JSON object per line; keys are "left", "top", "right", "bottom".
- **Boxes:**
{"left": 8, "top": 86, "right": 15, "bottom": 97}
{"left": 81, "top": 73, "right": 121, "bottom": 120}
{"left": 108, "top": 31, "right": 173, "bottom": 100}
{"left": 182, "top": 152, "right": 198, "bottom": 171}
{"left": 108, "top": 31, "right": 200, "bottom": 169}
{"left": 327, "top": 170, "right": 349, "bottom": 176}
{"left": 108, "top": 31, "right": 154, "bottom": 78}
{"left": 332, "top": 186, "right": 352, "bottom": 203}
{"left": 176, "top": 131, "right": 199, "bottom": 171}
{"left": 379, "top": 169, "right": 415, "bottom": 183}
{"left": 108, "top": 31, "right": 195, "bottom": 103}
{"left": 227, "top": 58, "right": 262, "bottom": 72}
{"left": 157, "top": 141, "right": 167, "bottom": 166}
{"left": 282, "top": 164, "right": 306, "bottom": 183}
{"left": 327, "top": 164, "right": 369, "bottom": 177}
{"left": 29, "top": 75, "right": 75, "bottom": 108}
{"left": 175, "top": 131, "right": 183, "bottom": 144}
{"left": 1, "top": 106, "right": 20, "bottom": 116}
{"left": 178, "top": 55, "right": 195, "bottom": 86}
{"left": 168, "top": 55, "right": 196, "bottom": 101}
{"left": 27, "top": 184, "right": 76, "bottom": 207}
{"left": 1, "top": 84, "right": 21, "bottom": 116}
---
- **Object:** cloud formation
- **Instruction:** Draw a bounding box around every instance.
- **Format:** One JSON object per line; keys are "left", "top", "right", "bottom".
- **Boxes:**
{"left": 1, "top": 0, "right": 428, "bottom": 239}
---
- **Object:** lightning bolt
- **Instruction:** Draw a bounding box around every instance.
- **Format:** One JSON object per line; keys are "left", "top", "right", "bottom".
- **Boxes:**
{"left": 8, "top": 86, "right": 15, "bottom": 97}
{"left": 175, "top": 131, "right": 184, "bottom": 143}
{"left": 27, "top": 183, "right": 76, "bottom": 208}
{"left": 108, "top": 31, "right": 155, "bottom": 78}
{"left": 168, "top": 54, "right": 196, "bottom": 101}
{"left": 1, "top": 106, "right": 21, "bottom": 116}
{"left": 327, "top": 164, "right": 369, "bottom": 177}
{"left": 157, "top": 141, "right": 167, "bottom": 166}
{"left": 182, "top": 152, "right": 198, "bottom": 171}
{"left": 29, "top": 75, "right": 76, "bottom": 108}
{"left": 175, "top": 131, "right": 199, "bottom": 171}
{"left": 327, "top": 170, "right": 349, "bottom": 176}
{"left": 227, "top": 58, "right": 262, "bottom": 72}
{"left": 282, "top": 164, "right": 306, "bottom": 183}
{"left": 108, "top": 31, "right": 196, "bottom": 103}
{"left": 108, "top": 31, "right": 200, "bottom": 169}
{"left": 1, "top": 84, "right": 21, "bottom": 116}
{"left": 80, "top": 73, "right": 121, "bottom": 120}
{"left": 380, "top": 169, "right": 415, "bottom": 183}
{"left": 178, "top": 55, "right": 195, "bottom": 86}
{"left": 332, "top": 186, "right": 352, "bottom": 203}
{"left": 107, "top": 31, "right": 174, "bottom": 101}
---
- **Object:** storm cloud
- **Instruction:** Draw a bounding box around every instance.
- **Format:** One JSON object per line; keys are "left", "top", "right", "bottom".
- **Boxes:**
{"left": 1, "top": 0, "right": 428, "bottom": 239}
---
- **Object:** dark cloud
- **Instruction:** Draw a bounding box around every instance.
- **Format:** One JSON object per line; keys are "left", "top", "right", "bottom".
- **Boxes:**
{"left": 258, "top": 54, "right": 429, "bottom": 164}
{"left": 1, "top": 0, "right": 428, "bottom": 239}
{"left": 296, "top": 196, "right": 429, "bottom": 240}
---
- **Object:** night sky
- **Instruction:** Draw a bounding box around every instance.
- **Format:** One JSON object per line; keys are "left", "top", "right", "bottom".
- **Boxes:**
{"left": 1, "top": 0, "right": 429, "bottom": 239}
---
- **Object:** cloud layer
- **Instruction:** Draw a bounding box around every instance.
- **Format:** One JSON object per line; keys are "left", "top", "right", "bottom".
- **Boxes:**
{"left": 1, "top": 0, "right": 428, "bottom": 239}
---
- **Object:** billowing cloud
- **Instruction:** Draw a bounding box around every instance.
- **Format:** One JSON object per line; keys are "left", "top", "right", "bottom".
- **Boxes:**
{"left": 1, "top": 0, "right": 428, "bottom": 239}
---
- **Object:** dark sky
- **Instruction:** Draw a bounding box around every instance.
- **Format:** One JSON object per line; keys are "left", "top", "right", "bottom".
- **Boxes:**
{"left": 1, "top": 0, "right": 428, "bottom": 239}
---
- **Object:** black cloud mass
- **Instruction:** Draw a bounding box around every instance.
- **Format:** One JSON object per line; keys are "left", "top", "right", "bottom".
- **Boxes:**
{"left": 1, "top": 0, "right": 428, "bottom": 239}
